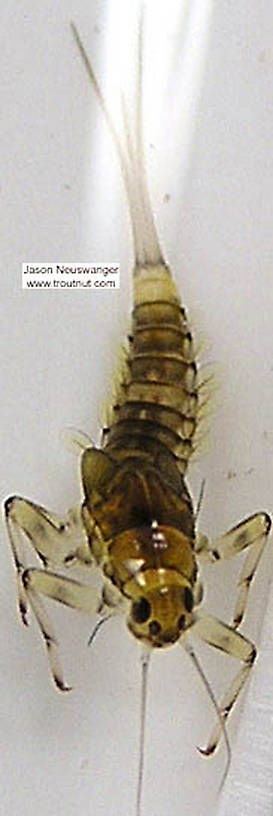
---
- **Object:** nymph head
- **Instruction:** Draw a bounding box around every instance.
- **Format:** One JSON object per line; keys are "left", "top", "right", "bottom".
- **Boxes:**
{"left": 127, "top": 577, "right": 194, "bottom": 647}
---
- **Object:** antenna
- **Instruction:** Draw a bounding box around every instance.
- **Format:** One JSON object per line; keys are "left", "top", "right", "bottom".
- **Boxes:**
{"left": 136, "top": 646, "right": 151, "bottom": 816}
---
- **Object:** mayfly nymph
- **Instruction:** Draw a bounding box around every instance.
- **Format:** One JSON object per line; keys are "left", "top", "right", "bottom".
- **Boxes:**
{"left": 5, "top": 11, "right": 271, "bottom": 816}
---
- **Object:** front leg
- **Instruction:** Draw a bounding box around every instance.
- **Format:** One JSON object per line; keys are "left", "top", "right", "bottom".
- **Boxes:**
{"left": 22, "top": 567, "right": 106, "bottom": 690}
{"left": 190, "top": 613, "right": 256, "bottom": 755}
{"left": 4, "top": 495, "right": 103, "bottom": 690}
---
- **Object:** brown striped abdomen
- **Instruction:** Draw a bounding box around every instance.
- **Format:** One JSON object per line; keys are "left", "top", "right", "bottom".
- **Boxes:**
{"left": 104, "top": 263, "right": 198, "bottom": 477}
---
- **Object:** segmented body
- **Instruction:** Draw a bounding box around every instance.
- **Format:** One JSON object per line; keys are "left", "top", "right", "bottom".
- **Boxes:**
{"left": 108, "top": 265, "right": 197, "bottom": 474}
{"left": 5, "top": 14, "right": 271, "bottom": 816}
{"left": 81, "top": 263, "right": 198, "bottom": 647}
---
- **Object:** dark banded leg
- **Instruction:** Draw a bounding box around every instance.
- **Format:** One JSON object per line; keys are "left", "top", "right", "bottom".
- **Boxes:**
{"left": 191, "top": 614, "right": 256, "bottom": 755}
{"left": 4, "top": 494, "right": 100, "bottom": 690}
{"left": 5, "top": 495, "right": 93, "bottom": 622}
{"left": 196, "top": 512, "right": 271, "bottom": 627}
{"left": 22, "top": 568, "right": 103, "bottom": 690}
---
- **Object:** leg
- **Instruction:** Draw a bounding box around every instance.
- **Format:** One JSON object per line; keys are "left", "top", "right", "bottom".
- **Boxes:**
{"left": 191, "top": 613, "right": 256, "bottom": 754}
{"left": 5, "top": 495, "right": 93, "bottom": 620}
{"left": 5, "top": 495, "right": 92, "bottom": 571}
{"left": 196, "top": 512, "right": 271, "bottom": 627}
{"left": 22, "top": 567, "right": 104, "bottom": 690}
{"left": 4, "top": 494, "right": 101, "bottom": 690}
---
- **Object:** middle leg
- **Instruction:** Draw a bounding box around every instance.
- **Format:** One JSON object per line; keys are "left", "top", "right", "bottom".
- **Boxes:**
{"left": 196, "top": 512, "right": 271, "bottom": 627}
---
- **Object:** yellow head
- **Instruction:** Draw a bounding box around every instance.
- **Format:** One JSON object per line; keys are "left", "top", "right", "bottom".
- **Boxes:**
{"left": 127, "top": 574, "right": 194, "bottom": 647}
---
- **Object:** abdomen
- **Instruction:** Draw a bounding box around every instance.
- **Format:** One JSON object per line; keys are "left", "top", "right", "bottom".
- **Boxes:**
{"left": 104, "top": 262, "right": 198, "bottom": 478}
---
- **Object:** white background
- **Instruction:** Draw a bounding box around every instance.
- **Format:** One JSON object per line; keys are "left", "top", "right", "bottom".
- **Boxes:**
{"left": 1, "top": 2, "right": 273, "bottom": 816}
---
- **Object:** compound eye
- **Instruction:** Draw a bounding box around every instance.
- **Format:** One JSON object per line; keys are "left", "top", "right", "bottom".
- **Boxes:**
{"left": 183, "top": 587, "right": 194, "bottom": 613}
{"left": 132, "top": 597, "right": 151, "bottom": 624}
